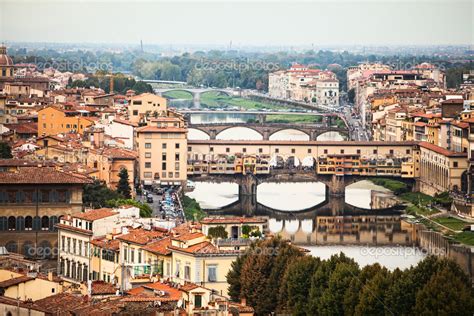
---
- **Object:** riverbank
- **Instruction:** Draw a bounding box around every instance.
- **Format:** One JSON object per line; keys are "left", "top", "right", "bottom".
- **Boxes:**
{"left": 369, "top": 178, "right": 474, "bottom": 246}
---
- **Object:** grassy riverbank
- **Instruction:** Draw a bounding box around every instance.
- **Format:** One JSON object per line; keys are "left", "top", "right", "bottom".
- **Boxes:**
{"left": 182, "top": 195, "right": 207, "bottom": 221}
{"left": 369, "top": 178, "right": 474, "bottom": 245}
{"left": 200, "top": 91, "right": 290, "bottom": 110}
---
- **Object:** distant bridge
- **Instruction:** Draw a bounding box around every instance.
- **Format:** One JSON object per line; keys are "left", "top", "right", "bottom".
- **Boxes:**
{"left": 141, "top": 79, "right": 188, "bottom": 85}
{"left": 188, "top": 122, "right": 348, "bottom": 141}
{"left": 154, "top": 88, "right": 235, "bottom": 104}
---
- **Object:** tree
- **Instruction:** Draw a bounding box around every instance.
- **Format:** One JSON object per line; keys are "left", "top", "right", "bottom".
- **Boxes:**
{"left": 319, "top": 261, "right": 359, "bottom": 315}
{"left": 354, "top": 268, "right": 392, "bottom": 316}
{"left": 278, "top": 256, "right": 320, "bottom": 315}
{"left": 414, "top": 268, "right": 474, "bottom": 315}
{"left": 106, "top": 198, "right": 152, "bottom": 217}
{"left": 207, "top": 226, "right": 228, "bottom": 239}
{"left": 227, "top": 253, "right": 248, "bottom": 301}
{"left": 0, "top": 142, "right": 13, "bottom": 159}
{"left": 82, "top": 179, "right": 122, "bottom": 208}
{"left": 117, "top": 168, "right": 132, "bottom": 199}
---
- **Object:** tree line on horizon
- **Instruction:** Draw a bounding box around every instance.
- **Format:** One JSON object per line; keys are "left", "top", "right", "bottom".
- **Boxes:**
{"left": 10, "top": 48, "right": 473, "bottom": 91}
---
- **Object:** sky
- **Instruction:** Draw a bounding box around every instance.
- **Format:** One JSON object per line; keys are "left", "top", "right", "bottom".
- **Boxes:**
{"left": 0, "top": 0, "right": 473, "bottom": 46}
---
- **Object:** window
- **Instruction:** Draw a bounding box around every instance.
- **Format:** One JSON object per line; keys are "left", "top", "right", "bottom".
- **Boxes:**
{"left": 145, "top": 152, "right": 151, "bottom": 158}
{"left": 188, "top": 146, "right": 192, "bottom": 152}
{"left": 226, "top": 148, "right": 230, "bottom": 153}
{"left": 175, "top": 261, "right": 181, "bottom": 277}
{"left": 133, "top": 110, "right": 138, "bottom": 115}
{"left": 324, "top": 149, "right": 328, "bottom": 154}
{"left": 275, "top": 148, "right": 279, "bottom": 153}
{"left": 175, "top": 153, "right": 180, "bottom": 161}
{"left": 453, "top": 161, "right": 458, "bottom": 168}
{"left": 144, "top": 172, "right": 152, "bottom": 178}
{"left": 210, "top": 147, "right": 214, "bottom": 152}
{"left": 162, "top": 153, "right": 167, "bottom": 160}
{"left": 406, "top": 149, "right": 411, "bottom": 154}
{"left": 145, "top": 143, "right": 151, "bottom": 149}
{"left": 184, "top": 265, "right": 191, "bottom": 280}
{"left": 357, "top": 149, "right": 361, "bottom": 154}
{"left": 175, "top": 143, "right": 180, "bottom": 149}
{"left": 291, "top": 148, "right": 295, "bottom": 154}
{"left": 243, "top": 148, "right": 247, "bottom": 153}
{"left": 138, "top": 250, "right": 142, "bottom": 263}
{"left": 259, "top": 148, "right": 263, "bottom": 153}
{"left": 162, "top": 162, "right": 167, "bottom": 170}
{"left": 308, "top": 148, "right": 312, "bottom": 154}
{"left": 145, "top": 162, "right": 151, "bottom": 168}
{"left": 130, "top": 249, "right": 135, "bottom": 263}
{"left": 194, "top": 294, "right": 202, "bottom": 308}
{"left": 373, "top": 149, "right": 378, "bottom": 154}
{"left": 207, "top": 265, "right": 217, "bottom": 282}
{"left": 168, "top": 172, "right": 173, "bottom": 178}
{"left": 390, "top": 149, "right": 394, "bottom": 154}
{"left": 340, "top": 149, "right": 344, "bottom": 154}
{"left": 162, "top": 143, "right": 167, "bottom": 149}
{"left": 175, "top": 162, "right": 180, "bottom": 171}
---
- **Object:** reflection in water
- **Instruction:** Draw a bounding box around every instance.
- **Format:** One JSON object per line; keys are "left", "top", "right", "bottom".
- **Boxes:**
{"left": 188, "top": 128, "right": 211, "bottom": 140}
{"left": 190, "top": 113, "right": 255, "bottom": 124}
{"left": 304, "top": 245, "right": 425, "bottom": 270}
{"left": 186, "top": 182, "right": 238, "bottom": 209}
{"left": 216, "top": 127, "right": 263, "bottom": 140}
{"left": 269, "top": 129, "right": 310, "bottom": 141}
{"left": 185, "top": 181, "right": 425, "bottom": 269}
{"left": 345, "top": 180, "right": 396, "bottom": 209}
{"left": 317, "top": 131, "right": 346, "bottom": 141}
{"left": 257, "top": 182, "right": 325, "bottom": 211}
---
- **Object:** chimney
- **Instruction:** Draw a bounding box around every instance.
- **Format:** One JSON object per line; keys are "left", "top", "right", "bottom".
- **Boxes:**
{"left": 48, "top": 271, "right": 53, "bottom": 281}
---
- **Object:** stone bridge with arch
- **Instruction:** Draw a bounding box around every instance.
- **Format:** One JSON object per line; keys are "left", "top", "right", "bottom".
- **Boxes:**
{"left": 189, "top": 173, "right": 406, "bottom": 217}
{"left": 154, "top": 88, "right": 234, "bottom": 103}
{"left": 188, "top": 122, "right": 348, "bottom": 140}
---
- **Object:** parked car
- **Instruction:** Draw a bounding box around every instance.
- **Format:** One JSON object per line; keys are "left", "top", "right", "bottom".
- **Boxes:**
{"left": 146, "top": 196, "right": 154, "bottom": 203}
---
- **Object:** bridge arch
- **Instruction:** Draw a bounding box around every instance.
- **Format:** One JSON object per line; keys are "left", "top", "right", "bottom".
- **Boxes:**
{"left": 200, "top": 90, "right": 232, "bottom": 97}
{"left": 188, "top": 128, "right": 211, "bottom": 140}
{"left": 161, "top": 89, "right": 194, "bottom": 100}
{"left": 215, "top": 126, "right": 264, "bottom": 140}
{"left": 269, "top": 128, "right": 310, "bottom": 141}
{"left": 317, "top": 131, "right": 347, "bottom": 141}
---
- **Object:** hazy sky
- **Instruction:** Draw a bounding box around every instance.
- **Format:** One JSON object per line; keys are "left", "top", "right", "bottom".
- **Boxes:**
{"left": 1, "top": 0, "right": 473, "bottom": 46}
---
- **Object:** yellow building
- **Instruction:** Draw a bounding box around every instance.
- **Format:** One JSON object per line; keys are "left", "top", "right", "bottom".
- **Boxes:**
{"left": 0, "top": 269, "right": 64, "bottom": 301}
{"left": 168, "top": 231, "right": 239, "bottom": 297}
{"left": 127, "top": 93, "right": 167, "bottom": 124}
{"left": 419, "top": 141, "right": 468, "bottom": 195}
{"left": 38, "top": 105, "right": 94, "bottom": 136}
{"left": 136, "top": 114, "right": 187, "bottom": 186}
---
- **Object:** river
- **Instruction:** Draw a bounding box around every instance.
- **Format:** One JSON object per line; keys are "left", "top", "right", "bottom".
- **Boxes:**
{"left": 186, "top": 180, "right": 426, "bottom": 270}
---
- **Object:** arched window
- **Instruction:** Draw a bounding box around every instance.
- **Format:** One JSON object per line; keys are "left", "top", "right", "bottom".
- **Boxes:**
{"left": 0, "top": 217, "right": 7, "bottom": 231}
{"left": 7, "top": 216, "right": 15, "bottom": 231}
{"left": 25, "top": 216, "right": 33, "bottom": 231}
{"left": 49, "top": 216, "right": 58, "bottom": 231}
{"left": 41, "top": 216, "right": 49, "bottom": 231}
{"left": 33, "top": 216, "right": 41, "bottom": 231}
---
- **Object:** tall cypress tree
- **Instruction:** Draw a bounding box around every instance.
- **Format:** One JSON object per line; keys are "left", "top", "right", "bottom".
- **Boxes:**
{"left": 117, "top": 168, "right": 132, "bottom": 199}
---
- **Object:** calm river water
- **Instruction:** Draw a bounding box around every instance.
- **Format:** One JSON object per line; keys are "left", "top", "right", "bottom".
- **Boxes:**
{"left": 186, "top": 180, "right": 426, "bottom": 270}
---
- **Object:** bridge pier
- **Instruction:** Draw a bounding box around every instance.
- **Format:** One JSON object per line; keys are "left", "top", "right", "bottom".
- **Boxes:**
{"left": 193, "top": 92, "right": 200, "bottom": 108}
{"left": 310, "top": 130, "right": 318, "bottom": 141}
{"left": 327, "top": 174, "right": 346, "bottom": 196}
{"left": 238, "top": 174, "right": 258, "bottom": 214}
{"left": 209, "top": 129, "right": 217, "bottom": 140}
{"left": 263, "top": 130, "right": 270, "bottom": 140}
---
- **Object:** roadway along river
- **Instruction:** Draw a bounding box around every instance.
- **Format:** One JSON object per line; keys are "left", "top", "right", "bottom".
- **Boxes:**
{"left": 186, "top": 180, "right": 426, "bottom": 270}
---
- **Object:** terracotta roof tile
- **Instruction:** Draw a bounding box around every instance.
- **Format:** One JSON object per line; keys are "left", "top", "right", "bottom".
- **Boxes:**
{"left": 142, "top": 237, "right": 172, "bottom": 255}
{"left": 0, "top": 167, "right": 93, "bottom": 184}
{"left": 0, "top": 275, "right": 34, "bottom": 288}
{"left": 117, "top": 228, "right": 167, "bottom": 245}
{"left": 73, "top": 208, "right": 118, "bottom": 221}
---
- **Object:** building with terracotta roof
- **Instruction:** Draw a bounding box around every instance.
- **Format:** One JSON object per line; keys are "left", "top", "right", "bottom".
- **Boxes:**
{"left": 0, "top": 165, "right": 92, "bottom": 259}
{"left": 127, "top": 93, "right": 167, "bottom": 124}
{"left": 269, "top": 64, "right": 339, "bottom": 107}
{"left": 57, "top": 208, "right": 121, "bottom": 283}
{"left": 37, "top": 105, "right": 95, "bottom": 136}
{"left": 419, "top": 142, "right": 468, "bottom": 196}
{"left": 135, "top": 111, "right": 187, "bottom": 186}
